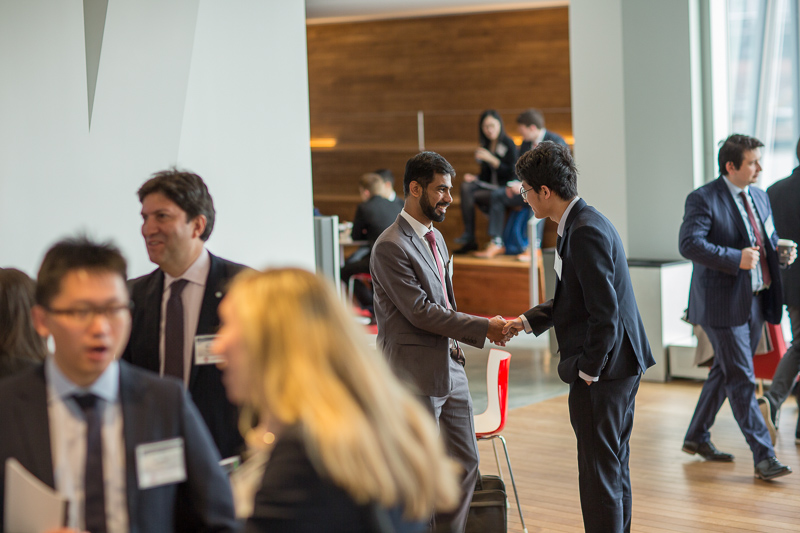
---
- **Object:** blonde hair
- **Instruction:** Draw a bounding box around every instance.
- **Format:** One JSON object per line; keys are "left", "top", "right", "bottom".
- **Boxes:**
{"left": 227, "top": 268, "right": 460, "bottom": 519}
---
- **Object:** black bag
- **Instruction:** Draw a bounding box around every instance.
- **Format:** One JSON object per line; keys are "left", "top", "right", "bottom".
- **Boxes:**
{"left": 466, "top": 473, "right": 507, "bottom": 533}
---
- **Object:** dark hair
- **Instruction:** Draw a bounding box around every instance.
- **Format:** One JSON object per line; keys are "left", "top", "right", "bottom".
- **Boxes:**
{"left": 374, "top": 168, "right": 395, "bottom": 186}
{"left": 718, "top": 134, "right": 764, "bottom": 176}
{"left": 36, "top": 236, "right": 128, "bottom": 308}
{"left": 138, "top": 168, "right": 216, "bottom": 241}
{"left": 478, "top": 110, "right": 506, "bottom": 148}
{"left": 796, "top": 137, "right": 800, "bottom": 164}
{"left": 359, "top": 173, "right": 385, "bottom": 196}
{"left": 516, "top": 109, "right": 545, "bottom": 129}
{"left": 403, "top": 152, "right": 456, "bottom": 196}
{"left": 0, "top": 268, "right": 47, "bottom": 362}
{"left": 515, "top": 141, "right": 578, "bottom": 200}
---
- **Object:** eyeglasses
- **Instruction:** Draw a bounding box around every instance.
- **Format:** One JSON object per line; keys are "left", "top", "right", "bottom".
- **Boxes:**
{"left": 520, "top": 185, "right": 535, "bottom": 201}
{"left": 45, "top": 302, "right": 133, "bottom": 325}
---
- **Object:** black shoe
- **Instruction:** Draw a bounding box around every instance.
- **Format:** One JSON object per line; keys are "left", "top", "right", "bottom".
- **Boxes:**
{"left": 682, "top": 440, "right": 734, "bottom": 462}
{"left": 453, "top": 242, "right": 478, "bottom": 254}
{"left": 758, "top": 397, "right": 777, "bottom": 445}
{"left": 754, "top": 456, "right": 792, "bottom": 480}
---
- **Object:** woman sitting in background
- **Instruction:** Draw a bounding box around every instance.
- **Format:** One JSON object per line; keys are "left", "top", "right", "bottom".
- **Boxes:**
{"left": 455, "top": 109, "right": 519, "bottom": 254}
{"left": 213, "top": 268, "right": 460, "bottom": 532}
{"left": 0, "top": 268, "right": 47, "bottom": 380}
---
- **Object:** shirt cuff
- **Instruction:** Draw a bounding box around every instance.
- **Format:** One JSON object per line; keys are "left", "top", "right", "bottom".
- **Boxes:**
{"left": 519, "top": 314, "right": 532, "bottom": 334}
{"left": 579, "top": 370, "right": 599, "bottom": 382}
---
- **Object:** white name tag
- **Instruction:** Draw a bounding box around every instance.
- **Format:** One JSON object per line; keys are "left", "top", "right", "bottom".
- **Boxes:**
{"left": 765, "top": 215, "right": 776, "bottom": 240}
{"left": 194, "top": 335, "right": 224, "bottom": 365}
{"left": 136, "top": 438, "right": 187, "bottom": 490}
{"left": 554, "top": 252, "right": 563, "bottom": 279}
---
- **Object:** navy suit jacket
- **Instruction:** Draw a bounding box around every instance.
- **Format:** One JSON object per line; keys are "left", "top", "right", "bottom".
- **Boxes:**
{"left": 122, "top": 252, "right": 247, "bottom": 459}
{"left": 680, "top": 177, "right": 783, "bottom": 327}
{"left": 523, "top": 199, "right": 655, "bottom": 383}
{"left": 767, "top": 166, "right": 800, "bottom": 307}
{"left": 0, "top": 361, "right": 237, "bottom": 533}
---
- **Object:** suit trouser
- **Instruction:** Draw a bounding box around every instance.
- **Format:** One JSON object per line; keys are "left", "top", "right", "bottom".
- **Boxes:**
{"left": 684, "top": 294, "right": 775, "bottom": 464}
{"left": 487, "top": 187, "right": 527, "bottom": 240}
{"left": 459, "top": 181, "right": 496, "bottom": 241}
{"left": 569, "top": 373, "right": 640, "bottom": 533}
{"left": 764, "top": 306, "right": 800, "bottom": 422}
{"left": 419, "top": 356, "right": 480, "bottom": 533}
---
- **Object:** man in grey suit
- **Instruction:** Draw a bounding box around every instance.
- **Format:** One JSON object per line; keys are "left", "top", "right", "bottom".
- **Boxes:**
{"left": 370, "top": 151, "right": 510, "bottom": 533}
{"left": 759, "top": 137, "right": 800, "bottom": 444}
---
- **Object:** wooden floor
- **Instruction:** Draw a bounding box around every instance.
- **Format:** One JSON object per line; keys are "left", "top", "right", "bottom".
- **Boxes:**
{"left": 483, "top": 380, "right": 800, "bottom": 532}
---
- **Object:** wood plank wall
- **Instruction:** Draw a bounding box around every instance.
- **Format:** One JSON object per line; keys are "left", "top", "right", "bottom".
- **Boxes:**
{"left": 307, "top": 7, "right": 571, "bottom": 247}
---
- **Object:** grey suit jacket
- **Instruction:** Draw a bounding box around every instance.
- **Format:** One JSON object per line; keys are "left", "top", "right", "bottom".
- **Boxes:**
{"left": 370, "top": 214, "right": 489, "bottom": 397}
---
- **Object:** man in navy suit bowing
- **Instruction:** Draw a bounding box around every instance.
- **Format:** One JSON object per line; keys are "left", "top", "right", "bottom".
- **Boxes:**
{"left": 680, "top": 134, "right": 794, "bottom": 480}
{"left": 123, "top": 169, "right": 247, "bottom": 460}
{"left": 504, "top": 142, "right": 655, "bottom": 533}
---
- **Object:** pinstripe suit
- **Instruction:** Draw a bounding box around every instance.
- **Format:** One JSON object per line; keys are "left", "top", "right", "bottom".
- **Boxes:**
{"left": 681, "top": 177, "right": 782, "bottom": 464}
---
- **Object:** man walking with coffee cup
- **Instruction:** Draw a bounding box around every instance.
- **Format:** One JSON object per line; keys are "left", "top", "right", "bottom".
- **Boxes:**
{"left": 758, "top": 137, "right": 800, "bottom": 446}
{"left": 680, "top": 134, "right": 795, "bottom": 481}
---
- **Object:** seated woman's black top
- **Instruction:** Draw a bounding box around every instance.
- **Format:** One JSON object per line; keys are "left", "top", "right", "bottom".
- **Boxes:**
{"left": 245, "top": 426, "right": 426, "bottom": 533}
{"left": 477, "top": 134, "right": 519, "bottom": 186}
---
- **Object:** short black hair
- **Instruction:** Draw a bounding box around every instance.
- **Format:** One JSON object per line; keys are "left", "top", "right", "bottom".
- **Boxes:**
{"left": 403, "top": 152, "right": 456, "bottom": 197}
{"left": 36, "top": 236, "right": 128, "bottom": 308}
{"left": 718, "top": 134, "right": 764, "bottom": 176}
{"left": 516, "top": 109, "right": 545, "bottom": 129}
{"left": 374, "top": 168, "right": 395, "bottom": 186}
{"left": 796, "top": 137, "right": 800, "bottom": 164}
{"left": 515, "top": 141, "right": 578, "bottom": 200}
{"left": 138, "top": 168, "right": 216, "bottom": 241}
{"left": 478, "top": 109, "right": 507, "bottom": 148}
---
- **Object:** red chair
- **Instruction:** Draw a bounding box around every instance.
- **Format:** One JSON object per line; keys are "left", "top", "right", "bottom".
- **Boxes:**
{"left": 754, "top": 323, "right": 787, "bottom": 396}
{"left": 473, "top": 349, "right": 528, "bottom": 533}
{"left": 346, "top": 273, "right": 372, "bottom": 307}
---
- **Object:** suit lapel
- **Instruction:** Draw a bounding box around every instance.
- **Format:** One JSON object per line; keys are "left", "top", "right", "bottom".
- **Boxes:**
{"left": 14, "top": 366, "right": 55, "bottom": 488}
{"left": 714, "top": 178, "right": 749, "bottom": 242}
{"left": 140, "top": 271, "right": 164, "bottom": 372}
{"left": 119, "top": 363, "right": 145, "bottom": 526}
{"left": 554, "top": 199, "right": 587, "bottom": 299}
{"left": 398, "top": 216, "right": 440, "bottom": 280}
{"left": 435, "top": 232, "right": 457, "bottom": 309}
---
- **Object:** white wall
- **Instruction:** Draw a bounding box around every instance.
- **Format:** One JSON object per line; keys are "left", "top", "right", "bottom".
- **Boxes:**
{"left": 0, "top": 0, "right": 314, "bottom": 277}
{"left": 570, "top": 0, "right": 703, "bottom": 261}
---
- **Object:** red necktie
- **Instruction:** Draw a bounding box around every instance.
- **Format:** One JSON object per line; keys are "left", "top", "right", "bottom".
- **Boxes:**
{"left": 739, "top": 191, "right": 771, "bottom": 287}
{"left": 424, "top": 231, "right": 451, "bottom": 309}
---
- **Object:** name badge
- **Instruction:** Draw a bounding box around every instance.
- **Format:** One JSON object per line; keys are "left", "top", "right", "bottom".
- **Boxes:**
{"left": 554, "top": 252, "right": 563, "bottom": 279}
{"left": 496, "top": 143, "right": 508, "bottom": 157}
{"left": 765, "top": 215, "right": 776, "bottom": 240}
{"left": 136, "top": 438, "right": 187, "bottom": 490}
{"left": 194, "top": 335, "right": 224, "bottom": 365}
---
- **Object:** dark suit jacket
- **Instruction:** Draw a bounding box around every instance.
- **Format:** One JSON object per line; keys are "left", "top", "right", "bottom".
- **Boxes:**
{"left": 371, "top": 215, "right": 489, "bottom": 397}
{"left": 524, "top": 199, "right": 655, "bottom": 383}
{"left": 352, "top": 196, "right": 403, "bottom": 246}
{"left": 519, "top": 130, "right": 569, "bottom": 155}
{"left": 477, "top": 134, "right": 519, "bottom": 186}
{"left": 767, "top": 166, "right": 800, "bottom": 307}
{"left": 122, "top": 252, "right": 246, "bottom": 459}
{"left": 245, "top": 426, "right": 424, "bottom": 533}
{"left": 680, "top": 177, "right": 783, "bottom": 327}
{"left": 0, "top": 361, "right": 237, "bottom": 533}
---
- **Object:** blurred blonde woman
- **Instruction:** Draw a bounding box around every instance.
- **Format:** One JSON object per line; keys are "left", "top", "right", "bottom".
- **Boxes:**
{"left": 213, "top": 268, "right": 460, "bottom": 533}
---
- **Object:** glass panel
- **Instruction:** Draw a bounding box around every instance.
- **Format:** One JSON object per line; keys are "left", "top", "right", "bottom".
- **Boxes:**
{"left": 728, "top": 0, "right": 767, "bottom": 135}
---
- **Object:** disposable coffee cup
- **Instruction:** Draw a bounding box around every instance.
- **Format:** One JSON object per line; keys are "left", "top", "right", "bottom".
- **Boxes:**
{"left": 777, "top": 239, "right": 797, "bottom": 266}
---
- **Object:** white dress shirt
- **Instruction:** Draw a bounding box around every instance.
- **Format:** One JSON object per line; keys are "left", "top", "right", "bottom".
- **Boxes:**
{"left": 159, "top": 249, "right": 210, "bottom": 384}
{"left": 46, "top": 356, "right": 128, "bottom": 533}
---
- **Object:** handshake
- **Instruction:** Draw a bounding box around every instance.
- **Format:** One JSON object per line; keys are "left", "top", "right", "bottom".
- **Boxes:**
{"left": 486, "top": 316, "right": 525, "bottom": 346}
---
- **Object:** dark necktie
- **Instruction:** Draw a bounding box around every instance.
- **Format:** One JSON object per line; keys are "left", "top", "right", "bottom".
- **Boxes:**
{"left": 164, "top": 279, "right": 189, "bottom": 380}
{"left": 424, "top": 231, "right": 451, "bottom": 309}
{"left": 738, "top": 191, "right": 771, "bottom": 287}
{"left": 74, "top": 394, "right": 106, "bottom": 533}
{"left": 556, "top": 234, "right": 562, "bottom": 251}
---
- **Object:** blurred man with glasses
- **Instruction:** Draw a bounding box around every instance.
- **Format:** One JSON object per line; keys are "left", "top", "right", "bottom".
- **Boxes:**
{"left": 0, "top": 236, "right": 236, "bottom": 532}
